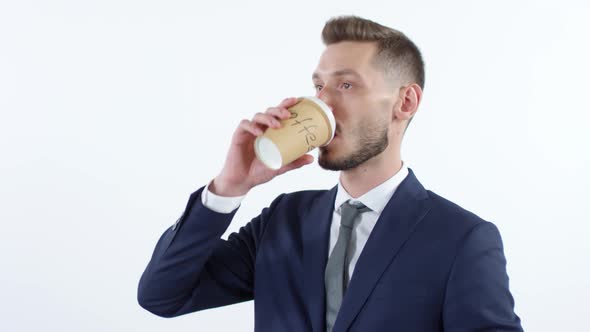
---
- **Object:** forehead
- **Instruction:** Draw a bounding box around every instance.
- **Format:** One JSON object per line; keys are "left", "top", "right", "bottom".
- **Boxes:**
{"left": 313, "top": 41, "right": 379, "bottom": 79}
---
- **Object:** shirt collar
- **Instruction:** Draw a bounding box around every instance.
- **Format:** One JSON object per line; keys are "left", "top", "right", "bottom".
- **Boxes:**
{"left": 334, "top": 161, "right": 409, "bottom": 214}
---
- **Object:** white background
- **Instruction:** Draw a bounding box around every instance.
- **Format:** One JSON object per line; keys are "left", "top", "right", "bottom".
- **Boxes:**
{"left": 1, "top": 0, "right": 589, "bottom": 331}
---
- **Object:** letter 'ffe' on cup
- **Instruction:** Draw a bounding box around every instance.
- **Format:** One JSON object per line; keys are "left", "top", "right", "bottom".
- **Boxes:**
{"left": 254, "top": 97, "right": 336, "bottom": 170}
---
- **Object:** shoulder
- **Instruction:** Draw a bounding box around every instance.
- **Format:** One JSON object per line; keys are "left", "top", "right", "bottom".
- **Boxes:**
{"left": 413, "top": 191, "right": 507, "bottom": 273}
{"left": 426, "top": 190, "right": 487, "bottom": 225}
{"left": 256, "top": 188, "right": 333, "bottom": 222}
{"left": 270, "top": 188, "right": 333, "bottom": 207}
{"left": 422, "top": 190, "right": 502, "bottom": 241}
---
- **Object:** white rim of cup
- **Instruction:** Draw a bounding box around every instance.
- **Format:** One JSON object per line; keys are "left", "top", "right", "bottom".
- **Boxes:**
{"left": 301, "top": 96, "right": 336, "bottom": 146}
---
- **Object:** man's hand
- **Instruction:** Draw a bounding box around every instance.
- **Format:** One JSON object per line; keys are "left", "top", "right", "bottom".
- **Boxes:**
{"left": 210, "top": 98, "right": 315, "bottom": 196}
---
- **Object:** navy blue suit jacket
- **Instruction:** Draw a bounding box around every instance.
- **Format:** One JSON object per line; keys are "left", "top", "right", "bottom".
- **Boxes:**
{"left": 138, "top": 169, "right": 523, "bottom": 331}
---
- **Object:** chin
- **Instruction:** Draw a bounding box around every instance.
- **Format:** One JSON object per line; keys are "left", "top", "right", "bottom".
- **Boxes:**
{"left": 318, "top": 149, "right": 346, "bottom": 171}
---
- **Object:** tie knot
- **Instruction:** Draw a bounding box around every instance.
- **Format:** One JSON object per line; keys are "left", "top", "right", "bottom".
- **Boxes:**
{"left": 339, "top": 201, "right": 371, "bottom": 228}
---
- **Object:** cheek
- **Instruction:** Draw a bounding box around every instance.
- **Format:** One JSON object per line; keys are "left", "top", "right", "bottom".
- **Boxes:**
{"left": 358, "top": 112, "right": 389, "bottom": 136}
{"left": 337, "top": 95, "right": 389, "bottom": 130}
{"left": 372, "top": 98, "right": 395, "bottom": 123}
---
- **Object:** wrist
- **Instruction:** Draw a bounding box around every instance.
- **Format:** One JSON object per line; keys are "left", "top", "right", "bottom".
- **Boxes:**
{"left": 210, "top": 177, "right": 251, "bottom": 197}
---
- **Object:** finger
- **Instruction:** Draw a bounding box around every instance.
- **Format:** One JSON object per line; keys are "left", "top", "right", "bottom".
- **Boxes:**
{"left": 238, "top": 119, "right": 264, "bottom": 136}
{"left": 276, "top": 154, "right": 314, "bottom": 175}
{"left": 265, "top": 107, "right": 292, "bottom": 120}
{"left": 277, "top": 97, "right": 300, "bottom": 109}
{"left": 253, "top": 112, "right": 282, "bottom": 129}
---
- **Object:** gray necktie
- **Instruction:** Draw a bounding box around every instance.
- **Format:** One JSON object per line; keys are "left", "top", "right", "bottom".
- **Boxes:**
{"left": 325, "top": 201, "right": 371, "bottom": 332}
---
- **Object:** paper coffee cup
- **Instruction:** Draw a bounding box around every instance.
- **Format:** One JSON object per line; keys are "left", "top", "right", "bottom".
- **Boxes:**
{"left": 254, "top": 97, "right": 335, "bottom": 170}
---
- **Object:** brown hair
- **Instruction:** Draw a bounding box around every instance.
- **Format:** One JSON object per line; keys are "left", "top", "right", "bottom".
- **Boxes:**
{"left": 321, "top": 16, "right": 425, "bottom": 90}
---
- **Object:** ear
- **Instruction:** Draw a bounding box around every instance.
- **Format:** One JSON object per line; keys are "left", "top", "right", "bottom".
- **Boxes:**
{"left": 393, "top": 83, "right": 422, "bottom": 122}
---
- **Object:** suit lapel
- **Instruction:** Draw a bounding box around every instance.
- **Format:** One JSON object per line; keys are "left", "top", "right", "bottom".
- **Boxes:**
{"left": 303, "top": 186, "right": 337, "bottom": 332}
{"left": 334, "top": 169, "right": 433, "bottom": 332}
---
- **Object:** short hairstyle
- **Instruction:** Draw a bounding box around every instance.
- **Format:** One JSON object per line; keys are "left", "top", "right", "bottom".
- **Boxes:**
{"left": 321, "top": 16, "right": 425, "bottom": 90}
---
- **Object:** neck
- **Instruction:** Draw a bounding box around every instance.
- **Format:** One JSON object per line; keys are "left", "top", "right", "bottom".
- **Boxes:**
{"left": 339, "top": 148, "right": 403, "bottom": 198}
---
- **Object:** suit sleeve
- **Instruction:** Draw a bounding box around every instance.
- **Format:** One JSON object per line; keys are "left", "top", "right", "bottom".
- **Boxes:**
{"left": 137, "top": 186, "right": 284, "bottom": 318}
{"left": 443, "top": 221, "right": 523, "bottom": 331}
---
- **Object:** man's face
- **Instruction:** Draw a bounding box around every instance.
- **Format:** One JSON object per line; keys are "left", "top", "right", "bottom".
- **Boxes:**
{"left": 312, "top": 41, "right": 398, "bottom": 171}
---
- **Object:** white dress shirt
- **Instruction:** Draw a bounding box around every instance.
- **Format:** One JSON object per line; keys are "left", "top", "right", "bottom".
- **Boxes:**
{"left": 201, "top": 162, "right": 409, "bottom": 286}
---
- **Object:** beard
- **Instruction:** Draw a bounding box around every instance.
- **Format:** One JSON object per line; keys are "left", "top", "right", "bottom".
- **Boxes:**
{"left": 318, "top": 120, "right": 389, "bottom": 171}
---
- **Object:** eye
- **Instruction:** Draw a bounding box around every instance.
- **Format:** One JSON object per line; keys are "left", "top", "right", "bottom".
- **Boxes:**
{"left": 314, "top": 84, "right": 323, "bottom": 92}
{"left": 341, "top": 82, "right": 352, "bottom": 90}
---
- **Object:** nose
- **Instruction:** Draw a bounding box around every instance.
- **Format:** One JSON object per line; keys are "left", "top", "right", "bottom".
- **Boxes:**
{"left": 316, "top": 87, "right": 335, "bottom": 110}
{"left": 315, "top": 88, "right": 338, "bottom": 132}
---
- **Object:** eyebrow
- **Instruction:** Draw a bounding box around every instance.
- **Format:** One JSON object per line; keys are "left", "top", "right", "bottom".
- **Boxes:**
{"left": 312, "top": 69, "right": 362, "bottom": 80}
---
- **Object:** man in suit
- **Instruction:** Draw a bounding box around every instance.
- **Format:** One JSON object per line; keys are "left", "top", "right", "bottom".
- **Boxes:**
{"left": 138, "top": 16, "right": 523, "bottom": 331}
